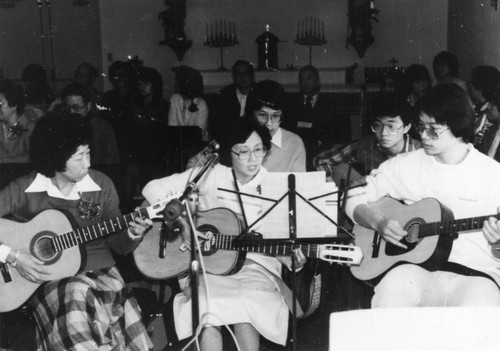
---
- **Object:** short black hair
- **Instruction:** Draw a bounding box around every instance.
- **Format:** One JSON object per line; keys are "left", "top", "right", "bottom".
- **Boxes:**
{"left": 470, "top": 65, "right": 500, "bottom": 100}
{"left": 232, "top": 60, "right": 255, "bottom": 79}
{"left": 137, "top": 66, "right": 164, "bottom": 98}
{"left": 370, "top": 94, "right": 413, "bottom": 125}
{"left": 30, "top": 110, "right": 93, "bottom": 177}
{"left": 401, "top": 64, "right": 431, "bottom": 94}
{"left": 299, "top": 65, "right": 320, "bottom": 80}
{"left": 61, "top": 82, "right": 92, "bottom": 104}
{"left": 251, "top": 80, "right": 286, "bottom": 112}
{"left": 174, "top": 65, "right": 204, "bottom": 98}
{"left": 0, "top": 79, "right": 25, "bottom": 114}
{"left": 218, "top": 118, "right": 272, "bottom": 167}
{"left": 417, "top": 83, "right": 474, "bottom": 142}
{"left": 433, "top": 51, "right": 460, "bottom": 77}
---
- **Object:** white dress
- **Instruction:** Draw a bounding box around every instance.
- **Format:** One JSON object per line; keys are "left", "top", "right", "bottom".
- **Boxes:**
{"left": 142, "top": 164, "right": 290, "bottom": 344}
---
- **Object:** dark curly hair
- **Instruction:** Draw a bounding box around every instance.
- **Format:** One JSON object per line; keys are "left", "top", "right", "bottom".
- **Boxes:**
{"left": 218, "top": 118, "right": 272, "bottom": 167}
{"left": 29, "top": 110, "right": 93, "bottom": 177}
{"left": 0, "top": 79, "right": 25, "bottom": 114}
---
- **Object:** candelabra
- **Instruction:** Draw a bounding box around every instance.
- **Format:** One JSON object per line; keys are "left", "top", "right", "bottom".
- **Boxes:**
{"left": 294, "top": 17, "right": 327, "bottom": 66}
{"left": 204, "top": 19, "right": 239, "bottom": 71}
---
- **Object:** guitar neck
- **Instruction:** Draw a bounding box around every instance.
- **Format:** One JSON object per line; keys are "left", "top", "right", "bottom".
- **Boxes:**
{"left": 51, "top": 208, "right": 150, "bottom": 253}
{"left": 419, "top": 214, "right": 494, "bottom": 238}
{"left": 214, "top": 234, "right": 321, "bottom": 258}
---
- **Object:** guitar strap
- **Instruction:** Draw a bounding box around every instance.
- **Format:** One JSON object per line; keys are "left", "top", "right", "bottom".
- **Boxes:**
{"left": 442, "top": 262, "right": 500, "bottom": 289}
{"left": 231, "top": 170, "right": 249, "bottom": 229}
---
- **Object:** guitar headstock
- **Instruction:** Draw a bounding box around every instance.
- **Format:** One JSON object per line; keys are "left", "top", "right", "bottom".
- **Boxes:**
{"left": 318, "top": 244, "right": 363, "bottom": 266}
{"left": 145, "top": 193, "right": 182, "bottom": 220}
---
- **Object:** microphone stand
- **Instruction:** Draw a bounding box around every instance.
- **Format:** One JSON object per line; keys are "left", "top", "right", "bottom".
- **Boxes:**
{"left": 162, "top": 150, "right": 219, "bottom": 333}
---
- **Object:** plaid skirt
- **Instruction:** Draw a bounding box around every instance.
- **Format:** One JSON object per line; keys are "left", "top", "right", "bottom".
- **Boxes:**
{"left": 30, "top": 266, "right": 152, "bottom": 351}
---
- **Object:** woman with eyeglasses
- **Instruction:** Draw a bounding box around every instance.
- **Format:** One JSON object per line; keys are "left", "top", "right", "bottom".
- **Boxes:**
{"left": 251, "top": 80, "right": 306, "bottom": 172}
{"left": 346, "top": 83, "right": 500, "bottom": 308}
{"left": 142, "top": 118, "right": 306, "bottom": 351}
{"left": 313, "top": 95, "right": 420, "bottom": 185}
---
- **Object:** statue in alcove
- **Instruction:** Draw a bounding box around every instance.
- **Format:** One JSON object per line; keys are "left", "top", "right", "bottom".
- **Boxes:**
{"left": 346, "top": 0, "right": 379, "bottom": 58}
{"left": 159, "top": 0, "right": 193, "bottom": 61}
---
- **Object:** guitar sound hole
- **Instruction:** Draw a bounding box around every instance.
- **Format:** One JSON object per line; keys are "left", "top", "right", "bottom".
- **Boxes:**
{"left": 32, "top": 231, "right": 60, "bottom": 263}
{"left": 385, "top": 219, "right": 423, "bottom": 256}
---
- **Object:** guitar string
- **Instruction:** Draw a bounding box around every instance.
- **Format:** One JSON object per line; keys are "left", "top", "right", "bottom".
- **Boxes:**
{"left": 17, "top": 208, "right": 148, "bottom": 256}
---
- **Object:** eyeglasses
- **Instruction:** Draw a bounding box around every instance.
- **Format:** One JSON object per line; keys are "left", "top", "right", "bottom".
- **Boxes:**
{"left": 231, "top": 145, "right": 267, "bottom": 160}
{"left": 416, "top": 124, "right": 449, "bottom": 139}
{"left": 371, "top": 122, "right": 404, "bottom": 135}
{"left": 65, "top": 104, "right": 87, "bottom": 113}
{"left": 256, "top": 111, "right": 281, "bottom": 124}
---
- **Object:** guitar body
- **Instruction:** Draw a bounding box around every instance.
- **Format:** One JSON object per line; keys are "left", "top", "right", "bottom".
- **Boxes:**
{"left": 134, "top": 208, "right": 244, "bottom": 279}
{"left": 350, "top": 197, "right": 454, "bottom": 281}
{"left": 0, "top": 210, "right": 80, "bottom": 312}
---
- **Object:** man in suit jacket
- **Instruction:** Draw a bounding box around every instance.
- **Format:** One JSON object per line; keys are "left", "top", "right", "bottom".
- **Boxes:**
{"left": 209, "top": 60, "right": 258, "bottom": 144}
{"left": 286, "top": 65, "right": 336, "bottom": 170}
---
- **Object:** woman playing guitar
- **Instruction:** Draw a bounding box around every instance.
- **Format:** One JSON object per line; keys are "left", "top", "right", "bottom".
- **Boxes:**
{"left": 142, "top": 118, "right": 306, "bottom": 351}
{"left": 0, "top": 111, "right": 152, "bottom": 350}
{"left": 346, "top": 83, "right": 500, "bottom": 307}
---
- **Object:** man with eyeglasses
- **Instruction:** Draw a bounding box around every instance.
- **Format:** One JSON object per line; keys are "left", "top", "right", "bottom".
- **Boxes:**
{"left": 346, "top": 83, "right": 500, "bottom": 308}
{"left": 313, "top": 97, "right": 420, "bottom": 185}
{"left": 61, "top": 82, "right": 119, "bottom": 165}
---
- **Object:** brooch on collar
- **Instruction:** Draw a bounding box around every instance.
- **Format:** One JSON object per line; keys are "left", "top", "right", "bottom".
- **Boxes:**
{"left": 5, "top": 123, "right": 28, "bottom": 139}
{"left": 78, "top": 196, "right": 102, "bottom": 220}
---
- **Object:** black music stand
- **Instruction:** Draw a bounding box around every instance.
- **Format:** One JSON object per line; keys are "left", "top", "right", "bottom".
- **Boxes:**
{"left": 220, "top": 173, "right": 354, "bottom": 351}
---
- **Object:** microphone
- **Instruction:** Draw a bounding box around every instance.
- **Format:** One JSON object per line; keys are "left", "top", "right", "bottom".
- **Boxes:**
{"left": 201, "top": 140, "right": 220, "bottom": 156}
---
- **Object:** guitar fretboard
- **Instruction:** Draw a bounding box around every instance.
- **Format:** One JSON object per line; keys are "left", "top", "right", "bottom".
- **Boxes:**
{"left": 418, "top": 215, "right": 494, "bottom": 238}
{"left": 51, "top": 208, "right": 150, "bottom": 252}
{"left": 212, "top": 234, "right": 321, "bottom": 258}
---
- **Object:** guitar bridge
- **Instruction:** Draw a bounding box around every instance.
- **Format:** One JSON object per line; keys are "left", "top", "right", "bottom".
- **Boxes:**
{"left": 372, "top": 231, "right": 381, "bottom": 258}
{"left": 0, "top": 262, "right": 12, "bottom": 283}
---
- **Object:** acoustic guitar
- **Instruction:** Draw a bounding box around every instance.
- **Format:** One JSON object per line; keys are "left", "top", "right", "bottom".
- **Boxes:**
{"left": 0, "top": 197, "right": 174, "bottom": 312}
{"left": 133, "top": 207, "right": 363, "bottom": 280}
{"left": 350, "top": 197, "right": 495, "bottom": 281}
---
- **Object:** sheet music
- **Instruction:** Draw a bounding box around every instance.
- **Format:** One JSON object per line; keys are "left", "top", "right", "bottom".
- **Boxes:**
{"left": 259, "top": 171, "right": 338, "bottom": 239}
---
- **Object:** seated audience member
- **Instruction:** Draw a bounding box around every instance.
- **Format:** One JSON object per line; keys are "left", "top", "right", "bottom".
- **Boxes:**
{"left": 287, "top": 65, "right": 336, "bottom": 170}
{"left": 103, "top": 61, "right": 137, "bottom": 163}
{"left": 73, "top": 61, "right": 105, "bottom": 108}
{"left": 479, "top": 83, "right": 500, "bottom": 162}
{"left": 313, "top": 98, "right": 420, "bottom": 185}
{"left": 209, "top": 60, "right": 258, "bottom": 144}
{"left": 61, "top": 82, "right": 120, "bottom": 164}
{"left": 400, "top": 64, "right": 432, "bottom": 108}
{"left": 20, "top": 63, "right": 55, "bottom": 105}
{"left": 251, "top": 80, "right": 306, "bottom": 172}
{"left": 168, "top": 65, "right": 209, "bottom": 141}
{"left": 0, "top": 111, "right": 152, "bottom": 350}
{"left": 142, "top": 118, "right": 306, "bottom": 351}
{"left": 133, "top": 66, "right": 169, "bottom": 125}
{"left": 23, "top": 84, "right": 52, "bottom": 122}
{"left": 469, "top": 65, "right": 500, "bottom": 146}
{"left": 0, "top": 80, "right": 35, "bottom": 163}
{"left": 432, "top": 51, "right": 468, "bottom": 92}
{"left": 132, "top": 66, "right": 171, "bottom": 183}
{"left": 346, "top": 83, "right": 500, "bottom": 308}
